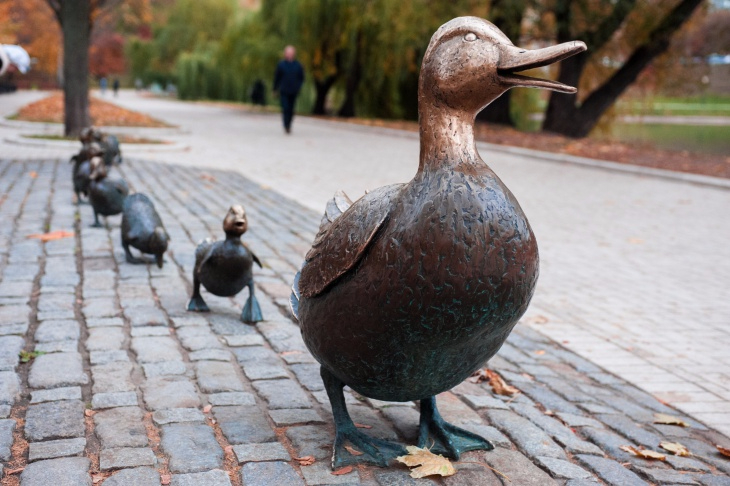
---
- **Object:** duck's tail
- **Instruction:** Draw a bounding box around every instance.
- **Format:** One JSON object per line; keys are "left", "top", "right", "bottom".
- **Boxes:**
{"left": 290, "top": 190, "right": 352, "bottom": 322}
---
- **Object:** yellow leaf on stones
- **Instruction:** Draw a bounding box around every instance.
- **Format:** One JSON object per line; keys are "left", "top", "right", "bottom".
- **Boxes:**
{"left": 654, "top": 413, "right": 690, "bottom": 427}
{"left": 486, "top": 370, "right": 519, "bottom": 396}
{"left": 27, "top": 230, "right": 74, "bottom": 242}
{"left": 396, "top": 446, "right": 456, "bottom": 479}
{"left": 717, "top": 445, "right": 730, "bottom": 457}
{"left": 660, "top": 441, "right": 691, "bottom": 456}
{"left": 620, "top": 445, "right": 666, "bottom": 461}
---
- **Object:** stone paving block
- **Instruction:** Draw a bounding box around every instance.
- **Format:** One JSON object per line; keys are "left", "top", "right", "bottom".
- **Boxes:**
{"left": 280, "top": 350, "right": 317, "bottom": 365}
{"left": 380, "top": 405, "right": 420, "bottom": 442}
{"left": 142, "top": 376, "right": 201, "bottom": 410}
{"left": 161, "top": 423, "right": 224, "bottom": 473}
{"left": 556, "top": 412, "right": 605, "bottom": 429}
{"left": 0, "top": 419, "right": 15, "bottom": 461}
{"left": 594, "top": 395, "right": 654, "bottom": 422}
{"left": 289, "top": 363, "right": 324, "bottom": 391}
{"left": 142, "top": 360, "right": 187, "bottom": 377}
{"left": 30, "top": 386, "right": 82, "bottom": 403}
{"left": 86, "top": 317, "right": 124, "bottom": 328}
{"left": 28, "top": 437, "right": 86, "bottom": 462}
{"left": 242, "top": 363, "right": 289, "bottom": 381}
{"left": 20, "top": 457, "right": 91, "bottom": 486}
{"left": 486, "top": 409, "right": 567, "bottom": 460}
{"left": 37, "top": 310, "right": 76, "bottom": 321}
{"left": 595, "top": 414, "right": 663, "bottom": 448}
{"left": 0, "top": 405, "right": 10, "bottom": 418}
{"left": 34, "top": 340, "right": 78, "bottom": 353}
{"left": 82, "top": 299, "right": 120, "bottom": 319}
{"left": 0, "top": 322, "right": 29, "bottom": 336}
{"left": 28, "top": 352, "right": 88, "bottom": 389}
{"left": 233, "top": 442, "right": 290, "bottom": 463}
{"left": 699, "top": 474, "right": 730, "bottom": 486}
{"left": 92, "top": 361, "right": 135, "bottom": 394}
{"left": 94, "top": 407, "right": 149, "bottom": 448}
{"left": 0, "top": 371, "right": 19, "bottom": 405}
{"left": 576, "top": 455, "right": 649, "bottom": 486}
{"left": 171, "top": 469, "right": 232, "bottom": 486}
{"left": 207, "top": 392, "right": 256, "bottom": 406}
{"left": 300, "top": 461, "right": 360, "bottom": 484}
{"left": 132, "top": 336, "right": 183, "bottom": 363}
{"left": 35, "top": 320, "right": 81, "bottom": 343}
{"left": 252, "top": 379, "right": 311, "bottom": 409}
{"left": 484, "top": 447, "right": 558, "bottom": 485}
{"left": 442, "top": 460, "right": 502, "bottom": 486}
{"left": 86, "top": 327, "right": 125, "bottom": 351}
{"left": 0, "top": 304, "right": 30, "bottom": 325}
{"left": 462, "top": 394, "right": 509, "bottom": 410}
{"left": 460, "top": 423, "right": 512, "bottom": 448}
{"left": 286, "top": 425, "right": 333, "bottom": 460}
{"left": 25, "top": 400, "right": 85, "bottom": 441}
{"left": 635, "top": 466, "right": 700, "bottom": 484}
{"left": 213, "top": 405, "right": 276, "bottom": 444}
{"left": 241, "top": 461, "right": 304, "bottom": 486}
{"left": 255, "top": 321, "right": 308, "bottom": 353}
{"left": 131, "top": 326, "right": 170, "bottom": 336}
{"left": 179, "top": 333, "right": 224, "bottom": 352}
{"left": 171, "top": 315, "right": 209, "bottom": 328}
{"left": 90, "top": 350, "right": 130, "bottom": 365}
{"left": 0, "top": 335, "right": 24, "bottom": 370}
{"left": 153, "top": 408, "right": 205, "bottom": 425}
{"left": 374, "top": 470, "right": 438, "bottom": 485}
{"left": 92, "top": 391, "right": 138, "bottom": 409}
{"left": 536, "top": 456, "right": 594, "bottom": 480}
{"left": 664, "top": 454, "right": 712, "bottom": 472}
{"left": 195, "top": 361, "right": 245, "bottom": 393}
{"left": 126, "top": 306, "right": 168, "bottom": 327}
{"left": 102, "top": 467, "right": 161, "bottom": 486}
{"left": 517, "top": 382, "right": 583, "bottom": 415}
{"left": 189, "top": 349, "right": 231, "bottom": 361}
{"left": 100, "top": 447, "right": 156, "bottom": 471}
{"left": 224, "top": 334, "right": 264, "bottom": 347}
{"left": 268, "top": 408, "right": 323, "bottom": 426}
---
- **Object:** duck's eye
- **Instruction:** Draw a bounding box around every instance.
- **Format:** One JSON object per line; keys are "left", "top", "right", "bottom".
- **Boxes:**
{"left": 464, "top": 33, "right": 477, "bottom": 42}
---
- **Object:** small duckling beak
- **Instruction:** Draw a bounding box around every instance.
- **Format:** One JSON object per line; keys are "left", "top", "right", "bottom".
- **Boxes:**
{"left": 497, "top": 41, "right": 587, "bottom": 93}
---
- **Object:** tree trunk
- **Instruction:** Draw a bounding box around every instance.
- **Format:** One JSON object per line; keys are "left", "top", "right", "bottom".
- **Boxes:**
{"left": 477, "top": 92, "right": 513, "bottom": 125}
{"left": 338, "top": 31, "right": 362, "bottom": 118}
{"left": 543, "top": 0, "right": 703, "bottom": 138}
{"left": 61, "top": 0, "right": 91, "bottom": 137}
{"left": 312, "top": 75, "right": 336, "bottom": 115}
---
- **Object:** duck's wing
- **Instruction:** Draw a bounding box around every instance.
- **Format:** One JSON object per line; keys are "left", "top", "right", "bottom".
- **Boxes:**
{"left": 298, "top": 183, "right": 403, "bottom": 299}
{"left": 242, "top": 243, "right": 263, "bottom": 268}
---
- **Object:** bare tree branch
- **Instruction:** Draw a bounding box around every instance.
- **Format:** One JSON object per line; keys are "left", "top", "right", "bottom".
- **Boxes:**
{"left": 44, "top": 0, "right": 63, "bottom": 25}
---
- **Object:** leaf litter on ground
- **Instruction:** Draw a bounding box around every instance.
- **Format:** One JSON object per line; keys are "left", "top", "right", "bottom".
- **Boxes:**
{"left": 654, "top": 413, "right": 690, "bottom": 427}
{"left": 470, "top": 369, "right": 520, "bottom": 396}
{"left": 717, "top": 445, "right": 730, "bottom": 458}
{"left": 620, "top": 445, "right": 666, "bottom": 460}
{"left": 396, "top": 446, "right": 456, "bottom": 479}
{"left": 660, "top": 441, "right": 691, "bottom": 456}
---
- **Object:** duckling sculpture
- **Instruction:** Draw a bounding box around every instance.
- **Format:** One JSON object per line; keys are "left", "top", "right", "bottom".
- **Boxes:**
{"left": 88, "top": 156, "right": 129, "bottom": 228}
{"left": 187, "top": 206, "right": 264, "bottom": 324}
{"left": 88, "top": 127, "right": 122, "bottom": 167}
{"left": 70, "top": 142, "right": 103, "bottom": 204}
{"left": 290, "top": 17, "right": 586, "bottom": 469}
{"left": 121, "top": 193, "right": 169, "bottom": 268}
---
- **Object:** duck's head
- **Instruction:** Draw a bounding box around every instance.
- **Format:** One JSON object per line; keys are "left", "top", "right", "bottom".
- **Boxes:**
{"left": 223, "top": 205, "right": 248, "bottom": 236}
{"left": 420, "top": 17, "right": 586, "bottom": 115}
{"left": 151, "top": 227, "right": 169, "bottom": 268}
{"left": 89, "top": 156, "right": 107, "bottom": 181}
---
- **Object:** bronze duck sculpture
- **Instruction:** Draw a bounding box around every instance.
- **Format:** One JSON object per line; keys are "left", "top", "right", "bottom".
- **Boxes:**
{"left": 187, "top": 206, "right": 264, "bottom": 324}
{"left": 290, "top": 17, "right": 586, "bottom": 469}
{"left": 88, "top": 156, "right": 129, "bottom": 228}
{"left": 121, "top": 193, "right": 169, "bottom": 268}
{"left": 71, "top": 142, "right": 102, "bottom": 204}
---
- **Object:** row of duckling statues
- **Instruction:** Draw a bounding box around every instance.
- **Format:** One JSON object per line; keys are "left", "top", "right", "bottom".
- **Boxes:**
{"left": 69, "top": 128, "right": 263, "bottom": 323}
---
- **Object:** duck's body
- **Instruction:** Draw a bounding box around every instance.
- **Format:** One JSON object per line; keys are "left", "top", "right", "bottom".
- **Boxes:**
{"left": 88, "top": 157, "right": 129, "bottom": 227}
{"left": 121, "top": 193, "right": 169, "bottom": 268}
{"left": 71, "top": 155, "right": 91, "bottom": 203}
{"left": 187, "top": 206, "right": 263, "bottom": 323}
{"left": 291, "top": 17, "right": 585, "bottom": 469}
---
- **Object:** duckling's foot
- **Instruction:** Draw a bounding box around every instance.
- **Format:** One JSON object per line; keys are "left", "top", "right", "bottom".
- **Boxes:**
{"left": 332, "top": 425, "right": 407, "bottom": 468}
{"left": 241, "top": 291, "right": 263, "bottom": 324}
{"left": 187, "top": 295, "right": 210, "bottom": 312}
{"left": 418, "top": 396, "right": 493, "bottom": 459}
{"left": 321, "top": 366, "right": 406, "bottom": 469}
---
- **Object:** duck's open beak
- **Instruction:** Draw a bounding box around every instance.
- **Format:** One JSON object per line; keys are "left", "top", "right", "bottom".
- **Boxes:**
{"left": 497, "top": 41, "right": 587, "bottom": 93}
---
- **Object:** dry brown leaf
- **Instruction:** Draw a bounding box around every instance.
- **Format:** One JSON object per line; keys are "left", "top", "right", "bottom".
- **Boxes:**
{"left": 396, "top": 445, "right": 456, "bottom": 479}
{"left": 660, "top": 441, "right": 691, "bottom": 456}
{"left": 92, "top": 473, "right": 105, "bottom": 484}
{"left": 199, "top": 173, "right": 216, "bottom": 182}
{"left": 160, "top": 474, "right": 171, "bottom": 485}
{"left": 486, "top": 369, "right": 519, "bottom": 396}
{"left": 84, "top": 409, "right": 96, "bottom": 417}
{"left": 331, "top": 466, "right": 353, "bottom": 475}
{"left": 717, "top": 445, "right": 730, "bottom": 457}
{"left": 295, "top": 455, "right": 315, "bottom": 466}
{"left": 654, "top": 413, "right": 690, "bottom": 427}
{"left": 620, "top": 445, "right": 666, "bottom": 461}
{"left": 29, "top": 171, "right": 38, "bottom": 178}
{"left": 354, "top": 423, "right": 372, "bottom": 429}
{"left": 203, "top": 405, "right": 212, "bottom": 413}
{"left": 27, "top": 230, "right": 74, "bottom": 242}
{"left": 344, "top": 445, "right": 364, "bottom": 456}
{"left": 6, "top": 467, "right": 25, "bottom": 474}
{"left": 535, "top": 350, "right": 546, "bottom": 355}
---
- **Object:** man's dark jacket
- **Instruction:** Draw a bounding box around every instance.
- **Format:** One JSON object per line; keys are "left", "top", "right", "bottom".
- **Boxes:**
{"left": 274, "top": 60, "right": 304, "bottom": 96}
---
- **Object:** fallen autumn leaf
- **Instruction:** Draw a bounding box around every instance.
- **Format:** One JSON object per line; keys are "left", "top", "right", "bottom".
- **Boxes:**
{"left": 344, "top": 445, "right": 364, "bottom": 456}
{"left": 654, "top": 413, "right": 690, "bottom": 427}
{"left": 660, "top": 441, "right": 691, "bottom": 456}
{"left": 295, "top": 456, "right": 315, "bottom": 466}
{"left": 331, "top": 466, "right": 353, "bottom": 475}
{"left": 354, "top": 423, "right": 372, "bottom": 429}
{"left": 396, "top": 445, "right": 456, "bottom": 479}
{"left": 718, "top": 445, "right": 730, "bottom": 458}
{"left": 27, "top": 230, "right": 74, "bottom": 242}
{"left": 620, "top": 445, "right": 666, "bottom": 461}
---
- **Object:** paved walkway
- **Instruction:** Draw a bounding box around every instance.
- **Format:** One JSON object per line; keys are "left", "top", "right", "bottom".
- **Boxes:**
{"left": 0, "top": 156, "right": 728, "bottom": 486}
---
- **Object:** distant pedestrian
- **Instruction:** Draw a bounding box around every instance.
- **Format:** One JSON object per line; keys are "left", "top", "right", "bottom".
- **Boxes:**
{"left": 113, "top": 78, "right": 120, "bottom": 97}
{"left": 273, "top": 46, "right": 304, "bottom": 134}
{"left": 100, "top": 77, "right": 107, "bottom": 96}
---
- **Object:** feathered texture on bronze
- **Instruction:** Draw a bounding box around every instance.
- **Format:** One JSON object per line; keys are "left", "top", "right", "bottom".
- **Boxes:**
{"left": 121, "top": 193, "right": 169, "bottom": 268}
{"left": 187, "top": 205, "right": 264, "bottom": 324}
{"left": 291, "top": 17, "right": 586, "bottom": 469}
{"left": 88, "top": 156, "right": 129, "bottom": 228}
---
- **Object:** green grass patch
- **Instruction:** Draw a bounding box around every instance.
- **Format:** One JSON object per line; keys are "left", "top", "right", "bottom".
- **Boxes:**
{"left": 595, "top": 123, "right": 730, "bottom": 155}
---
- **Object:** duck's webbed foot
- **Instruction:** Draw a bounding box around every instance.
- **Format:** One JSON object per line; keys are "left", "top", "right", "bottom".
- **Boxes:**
{"left": 124, "top": 244, "right": 148, "bottom": 265}
{"left": 187, "top": 279, "right": 210, "bottom": 312}
{"left": 418, "top": 396, "right": 493, "bottom": 459}
{"left": 322, "top": 367, "right": 406, "bottom": 469}
{"left": 240, "top": 282, "right": 263, "bottom": 324}
{"left": 90, "top": 213, "right": 103, "bottom": 228}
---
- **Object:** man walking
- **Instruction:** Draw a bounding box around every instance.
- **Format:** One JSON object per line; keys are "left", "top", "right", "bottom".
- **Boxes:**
{"left": 273, "top": 45, "right": 304, "bottom": 134}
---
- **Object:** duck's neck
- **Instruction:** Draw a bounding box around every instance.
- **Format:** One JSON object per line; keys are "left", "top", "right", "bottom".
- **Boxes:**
{"left": 224, "top": 233, "right": 241, "bottom": 243}
{"left": 418, "top": 100, "right": 481, "bottom": 173}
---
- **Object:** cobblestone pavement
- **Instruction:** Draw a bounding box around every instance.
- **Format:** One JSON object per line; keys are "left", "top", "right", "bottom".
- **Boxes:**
{"left": 1, "top": 157, "right": 729, "bottom": 485}
{"left": 2, "top": 91, "right": 730, "bottom": 437}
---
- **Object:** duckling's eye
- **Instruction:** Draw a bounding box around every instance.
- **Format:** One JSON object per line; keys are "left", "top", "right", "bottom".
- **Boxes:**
{"left": 464, "top": 33, "right": 477, "bottom": 42}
